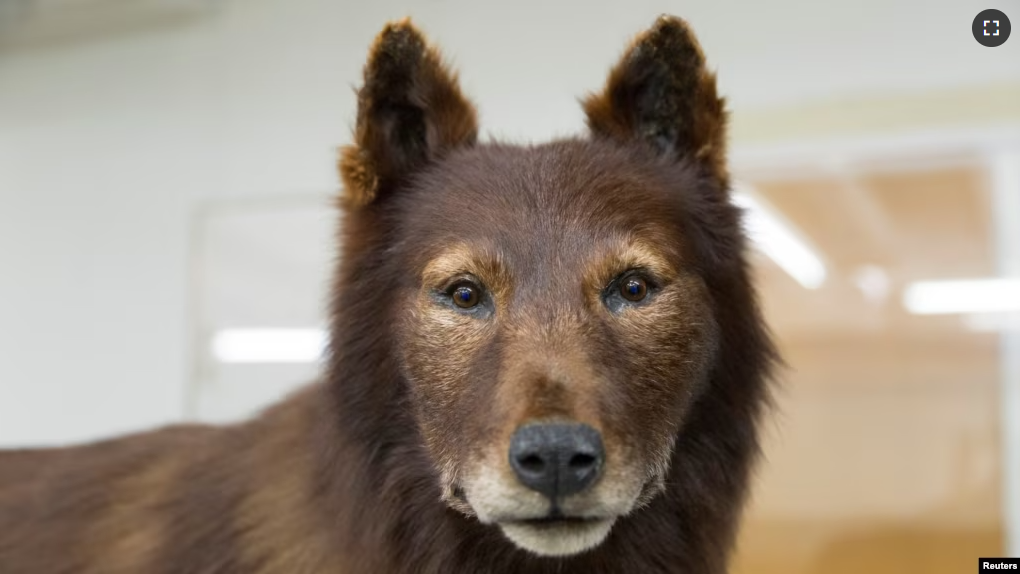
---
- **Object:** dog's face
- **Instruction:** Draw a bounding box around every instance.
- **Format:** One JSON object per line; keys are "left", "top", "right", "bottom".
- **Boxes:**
{"left": 394, "top": 143, "right": 721, "bottom": 555}
{"left": 339, "top": 17, "right": 731, "bottom": 557}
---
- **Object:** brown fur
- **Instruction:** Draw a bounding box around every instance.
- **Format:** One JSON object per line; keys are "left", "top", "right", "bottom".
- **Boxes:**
{"left": 339, "top": 18, "right": 478, "bottom": 208}
{"left": 0, "top": 16, "right": 775, "bottom": 573}
{"left": 583, "top": 15, "right": 730, "bottom": 184}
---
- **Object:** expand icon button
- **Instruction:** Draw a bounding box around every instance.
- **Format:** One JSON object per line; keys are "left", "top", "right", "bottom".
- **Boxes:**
{"left": 973, "top": 9, "right": 1011, "bottom": 47}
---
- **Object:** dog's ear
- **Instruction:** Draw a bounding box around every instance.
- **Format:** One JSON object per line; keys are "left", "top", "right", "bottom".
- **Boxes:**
{"left": 583, "top": 16, "right": 728, "bottom": 182}
{"left": 339, "top": 19, "right": 478, "bottom": 208}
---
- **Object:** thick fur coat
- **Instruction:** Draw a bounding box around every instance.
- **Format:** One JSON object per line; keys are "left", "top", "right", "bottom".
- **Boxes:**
{"left": 0, "top": 16, "right": 776, "bottom": 573}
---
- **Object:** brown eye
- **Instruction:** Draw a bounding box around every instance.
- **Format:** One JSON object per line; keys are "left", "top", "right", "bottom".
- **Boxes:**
{"left": 620, "top": 277, "right": 648, "bottom": 302}
{"left": 452, "top": 284, "right": 480, "bottom": 308}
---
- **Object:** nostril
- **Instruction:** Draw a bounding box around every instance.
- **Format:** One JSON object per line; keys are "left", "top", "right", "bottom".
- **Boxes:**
{"left": 518, "top": 454, "right": 546, "bottom": 473}
{"left": 509, "top": 422, "right": 605, "bottom": 499}
{"left": 568, "top": 453, "right": 597, "bottom": 469}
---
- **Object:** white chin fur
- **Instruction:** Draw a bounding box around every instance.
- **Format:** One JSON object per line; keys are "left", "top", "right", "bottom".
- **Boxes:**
{"left": 498, "top": 518, "right": 616, "bottom": 557}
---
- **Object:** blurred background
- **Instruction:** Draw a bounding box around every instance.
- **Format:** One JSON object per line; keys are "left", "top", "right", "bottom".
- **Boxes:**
{"left": 1, "top": 0, "right": 1018, "bottom": 572}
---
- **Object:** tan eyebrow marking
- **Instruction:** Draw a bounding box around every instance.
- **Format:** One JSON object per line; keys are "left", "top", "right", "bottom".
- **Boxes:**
{"left": 584, "top": 239, "right": 679, "bottom": 296}
{"left": 421, "top": 243, "right": 513, "bottom": 302}
{"left": 422, "top": 244, "right": 475, "bottom": 287}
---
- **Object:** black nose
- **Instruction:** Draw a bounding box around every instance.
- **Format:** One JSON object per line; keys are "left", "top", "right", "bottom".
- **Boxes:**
{"left": 508, "top": 422, "right": 605, "bottom": 499}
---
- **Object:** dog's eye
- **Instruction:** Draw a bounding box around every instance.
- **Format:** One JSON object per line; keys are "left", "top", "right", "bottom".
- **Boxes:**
{"left": 603, "top": 271, "right": 657, "bottom": 312}
{"left": 620, "top": 277, "right": 648, "bottom": 302}
{"left": 451, "top": 283, "right": 480, "bottom": 308}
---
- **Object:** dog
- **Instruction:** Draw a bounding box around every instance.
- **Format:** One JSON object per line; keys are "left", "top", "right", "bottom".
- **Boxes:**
{"left": 0, "top": 15, "right": 776, "bottom": 573}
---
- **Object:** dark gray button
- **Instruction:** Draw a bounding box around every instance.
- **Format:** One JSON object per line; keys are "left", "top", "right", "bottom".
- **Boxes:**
{"left": 973, "top": 9, "right": 1011, "bottom": 47}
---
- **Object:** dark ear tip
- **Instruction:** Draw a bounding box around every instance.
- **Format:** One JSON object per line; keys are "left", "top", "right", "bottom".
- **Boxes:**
{"left": 370, "top": 17, "right": 428, "bottom": 62}
{"left": 652, "top": 14, "right": 691, "bottom": 33}
{"left": 379, "top": 17, "right": 423, "bottom": 41}
{"left": 639, "top": 14, "right": 705, "bottom": 64}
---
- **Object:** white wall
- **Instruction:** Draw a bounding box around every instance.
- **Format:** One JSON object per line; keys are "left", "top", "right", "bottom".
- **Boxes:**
{"left": 1, "top": 0, "right": 1017, "bottom": 447}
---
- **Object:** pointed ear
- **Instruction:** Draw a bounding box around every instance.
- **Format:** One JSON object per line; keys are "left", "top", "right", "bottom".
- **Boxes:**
{"left": 582, "top": 16, "right": 728, "bottom": 182}
{"left": 339, "top": 19, "right": 478, "bottom": 208}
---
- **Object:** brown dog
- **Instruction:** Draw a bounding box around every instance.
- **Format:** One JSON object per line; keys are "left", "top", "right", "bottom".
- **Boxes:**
{"left": 0, "top": 16, "right": 776, "bottom": 573}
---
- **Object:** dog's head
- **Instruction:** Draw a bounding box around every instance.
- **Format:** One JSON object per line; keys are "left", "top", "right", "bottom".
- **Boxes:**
{"left": 338, "top": 16, "right": 740, "bottom": 557}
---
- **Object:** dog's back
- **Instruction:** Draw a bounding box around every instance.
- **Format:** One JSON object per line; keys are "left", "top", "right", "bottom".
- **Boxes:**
{"left": 1, "top": 426, "right": 210, "bottom": 572}
{"left": 0, "top": 387, "right": 347, "bottom": 574}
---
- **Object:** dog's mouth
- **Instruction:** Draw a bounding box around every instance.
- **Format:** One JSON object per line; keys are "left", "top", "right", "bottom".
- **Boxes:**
{"left": 518, "top": 514, "right": 600, "bottom": 526}
{"left": 453, "top": 486, "right": 612, "bottom": 526}
{"left": 495, "top": 513, "right": 617, "bottom": 557}
{"left": 450, "top": 464, "right": 654, "bottom": 556}
{"left": 509, "top": 506, "right": 606, "bottom": 528}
